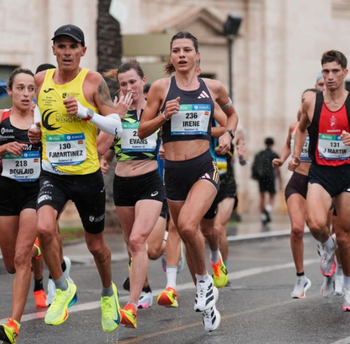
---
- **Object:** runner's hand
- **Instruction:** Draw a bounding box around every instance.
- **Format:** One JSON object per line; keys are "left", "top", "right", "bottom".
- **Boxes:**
{"left": 114, "top": 92, "right": 133, "bottom": 118}
{"left": 100, "top": 158, "right": 111, "bottom": 176}
{"left": 64, "top": 96, "right": 79, "bottom": 115}
{"left": 163, "top": 97, "right": 180, "bottom": 120}
{"left": 3, "top": 142, "right": 27, "bottom": 156}
{"left": 216, "top": 132, "right": 231, "bottom": 155}
{"left": 28, "top": 123, "right": 41, "bottom": 143}
{"left": 341, "top": 130, "right": 350, "bottom": 146}
{"left": 272, "top": 158, "right": 283, "bottom": 168}
{"left": 288, "top": 157, "right": 300, "bottom": 171}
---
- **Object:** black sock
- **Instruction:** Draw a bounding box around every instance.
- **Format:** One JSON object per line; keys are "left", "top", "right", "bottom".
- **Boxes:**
{"left": 61, "top": 260, "right": 67, "bottom": 272}
{"left": 34, "top": 278, "right": 44, "bottom": 292}
{"left": 142, "top": 285, "right": 152, "bottom": 293}
{"left": 297, "top": 272, "right": 305, "bottom": 277}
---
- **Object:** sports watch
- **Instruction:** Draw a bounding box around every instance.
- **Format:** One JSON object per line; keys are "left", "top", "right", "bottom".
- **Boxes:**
{"left": 225, "top": 129, "right": 235, "bottom": 139}
{"left": 86, "top": 108, "right": 95, "bottom": 121}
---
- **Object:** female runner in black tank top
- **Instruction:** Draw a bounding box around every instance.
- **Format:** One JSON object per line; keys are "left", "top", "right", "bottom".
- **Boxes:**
{"left": 138, "top": 31, "right": 238, "bottom": 332}
{"left": 97, "top": 61, "right": 164, "bottom": 328}
{"left": 0, "top": 68, "right": 40, "bottom": 343}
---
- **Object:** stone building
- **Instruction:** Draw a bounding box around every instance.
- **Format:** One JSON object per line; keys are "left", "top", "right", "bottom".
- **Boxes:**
{"left": 1, "top": 0, "right": 350, "bottom": 216}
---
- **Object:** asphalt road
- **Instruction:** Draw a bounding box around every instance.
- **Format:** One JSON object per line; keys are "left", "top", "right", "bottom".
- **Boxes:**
{"left": 1, "top": 234, "right": 350, "bottom": 344}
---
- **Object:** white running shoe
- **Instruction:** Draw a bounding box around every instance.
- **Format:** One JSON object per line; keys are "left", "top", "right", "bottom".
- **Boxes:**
{"left": 320, "top": 243, "right": 336, "bottom": 277}
{"left": 138, "top": 291, "right": 153, "bottom": 309}
{"left": 194, "top": 275, "right": 218, "bottom": 312}
{"left": 177, "top": 242, "right": 185, "bottom": 273}
{"left": 334, "top": 274, "right": 344, "bottom": 296}
{"left": 320, "top": 275, "right": 334, "bottom": 297}
{"left": 202, "top": 305, "right": 221, "bottom": 332}
{"left": 343, "top": 288, "right": 350, "bottom": 311}
{"left": 46, "top": 256, "right": 74, "bottom": 306}
{"left": 63, "top": 256, "right": 74, "bottom": 283}
{"left": 291, "top": 277, "right": 311, "bottom": 299}
{"left": 46, "top": 278, "right": 56, "bottom": 306}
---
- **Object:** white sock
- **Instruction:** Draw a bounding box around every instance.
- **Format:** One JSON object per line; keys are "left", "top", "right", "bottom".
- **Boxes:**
{"left": 166, "top": 266, "right": 177, "bottom": 289}
{"left": 163, "top": 231, "right": 169, "bottom": 243}
{"left": 265, "top": 204, "right": 272, "bottom": 212}
{"left": 196, "top": 272, "right": 209, "bottom": 282}
{"left": 210, "top": 249, "right": 220, "bottom": 264}
{"left": 336, "top": 257, "right": 343, "bottom": 277}
{"left": 343, "top": 276, "right": 350, "bottom": 289}
{"left": 323, "top": 236, "right": 336, "bottom": 251}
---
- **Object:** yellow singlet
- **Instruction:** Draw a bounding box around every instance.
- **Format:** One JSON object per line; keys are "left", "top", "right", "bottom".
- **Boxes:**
{"left": 37, "top": 68, "right": 99, "bottom": 175}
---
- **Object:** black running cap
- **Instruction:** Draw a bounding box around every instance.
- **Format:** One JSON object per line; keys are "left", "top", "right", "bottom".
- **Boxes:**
{"left": 52, "top": 24, "right": 85, "bottom": 46}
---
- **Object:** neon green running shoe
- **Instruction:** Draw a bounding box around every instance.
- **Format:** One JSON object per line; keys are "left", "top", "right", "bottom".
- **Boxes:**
{"left": 44, "top": 279, "right": 77, "bottom": 326}
{"left": 211, "top": 252, "right": 228, "bottom": 288}
{"left": 101, "top": 283, "right": 121, "bottom": 333}
{"left": 0, "top": 318, "right": 20, "bottom": 344}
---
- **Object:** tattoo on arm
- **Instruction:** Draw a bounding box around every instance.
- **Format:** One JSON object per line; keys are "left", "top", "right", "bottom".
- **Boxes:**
{"left": 98, "top": 78, "right": 115, "bottom": 107}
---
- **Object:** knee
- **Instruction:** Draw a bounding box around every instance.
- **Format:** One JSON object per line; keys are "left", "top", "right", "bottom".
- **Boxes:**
{"left": 37, "top": 222, "right": 56, "bottom": 239}
{"left": 129, "top": 235, "right": 147, "bottom": 255}
{"left": 178, "top": 224, "right": 197, "bottom": 240}
{"left": 291, "top": 225, "right": 304, "bottom": 240}
{"left": 307, "top": 218, "right": 323, "bottom": 233}
{"left": 13, "top": 251, "right": 31, "bottom": 270}
{"left": 86, "top": 237, "right": 107, "bottom": 258}
{"left": 336, "top": 230, "right": 350, "bottom": 249}
{"left": 147, "top": 247, "right": 160, "bottom": 260}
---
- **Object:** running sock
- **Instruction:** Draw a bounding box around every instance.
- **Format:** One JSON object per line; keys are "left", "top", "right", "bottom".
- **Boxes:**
{"left": 61, "top": 259, "right": 67, "bottom": 272}
{"left": 163, "top": 231, "right": 169, "bottom": 243}
{"left": 34, "top": 277, "right": 44, "bottom": 292}
{"left": 142, "top": 285, "right": 152, "bottom": 293}
{"left": 101, "top": 284, "right": 114, "bottom": 297}
{"left": 336, "top": 264, "right": 343, "bottom": 276}
{"left": 54, "top": 274, "right": 68, "bottom": 291}
{"left": 166, "top": 266, "right": 178, "bottom": 289}
{"left": 196, "top": 272, "right": 210, "bottom": 281}
{"left": 324, "top": 236, "right": 336, "bottom": 251}
{"left": 210, "top": 249, "right": 220, "bottom": 264}
{"left": 48, "top": 260, "right": 67, "bottom": 280}
{"left": 296, "top": 272, "right": 305, "bottom": 277}
{"left": 343, "top": 276, "right": 350, "bottom": 289}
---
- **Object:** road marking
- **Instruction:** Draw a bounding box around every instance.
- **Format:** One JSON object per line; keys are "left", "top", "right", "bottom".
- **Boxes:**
{"left": 0, "top": 258, "right": 319, "bottom": 324}
{"left": 115, "top": 296, "right": 321, "bottom": 343}
{"left": 331, "top": 338, "right": 350, "bottom": 344}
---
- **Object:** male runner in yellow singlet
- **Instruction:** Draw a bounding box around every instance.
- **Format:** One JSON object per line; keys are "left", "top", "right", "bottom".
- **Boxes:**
{"left": 28, "top": 24, "right": 126, "bottom": 333}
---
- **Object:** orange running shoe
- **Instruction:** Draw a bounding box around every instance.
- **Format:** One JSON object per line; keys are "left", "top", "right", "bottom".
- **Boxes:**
{"left": 120, "top": 303, "right": 137, "bottom": 329}
{"left": 0, "top": 318, "right": 20, "bottom": 344}
{"left": 157, "top": 287, "right": 178, "bottom": 308}
{"left": 33, "top": 289, "right": 47, "bottom": 308}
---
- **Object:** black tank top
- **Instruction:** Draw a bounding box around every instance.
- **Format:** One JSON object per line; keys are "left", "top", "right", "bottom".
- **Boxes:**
{"left": 0, "top": 109, "right": 41, "bottom": 179}
{"left": 161, "top": 76, "right": 214, "bottom": 144}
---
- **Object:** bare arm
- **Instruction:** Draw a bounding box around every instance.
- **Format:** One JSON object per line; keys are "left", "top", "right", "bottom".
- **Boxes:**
{"left": 234, "top": 126, "right": 248, "bottom": 165}
{"left": 138, "top": 79, "right": 176, "bottom": 139}
{"left": 207, "top": 80, "right": 238, "bottom": 155}
{"left": 272, "top": 123, "right": 296, "bottom": 168}
{"left": 100, "top": 149, "right": 115, "bottom": 177}
{"left": 211, "top": 102, "right": 227, "bottom": 138}
{"left": 288, "top": 98, "right": 313, "bottom": 171}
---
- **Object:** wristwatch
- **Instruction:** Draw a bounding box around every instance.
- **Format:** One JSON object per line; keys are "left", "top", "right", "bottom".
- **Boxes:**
{"left": 225, "top": 129, "right": 235, "bottom": 139}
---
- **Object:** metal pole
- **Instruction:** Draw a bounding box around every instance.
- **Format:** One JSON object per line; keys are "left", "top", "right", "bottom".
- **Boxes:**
{"left": 227, "top": 36, "right": 233, "bottom": 100}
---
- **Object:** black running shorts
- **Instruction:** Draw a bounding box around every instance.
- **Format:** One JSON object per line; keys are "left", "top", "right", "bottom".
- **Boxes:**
{"left": 308, "top": 163, "right": 350, "bottom": 198}
{"left": 113, "top": 169, "right": 164, "bottom": 207}
{"left": 0, "top": 176, "right": 39, "bottom": 215}
{"left": 285, "top": 171, "right": 308, "bottom": 201}
{"left": 37, "top": 169, "right": 106, "bottom": 234}
{"left": 164, "top": 150, "right": 220, "bottom": 202}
